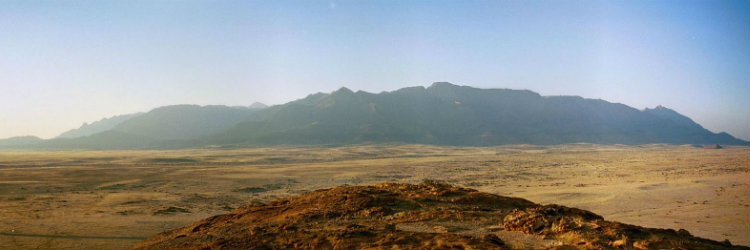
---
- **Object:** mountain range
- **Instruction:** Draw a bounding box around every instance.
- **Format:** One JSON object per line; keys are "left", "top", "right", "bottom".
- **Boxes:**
{"left": 1, "top": 83, "right": 746, "bottom": 149}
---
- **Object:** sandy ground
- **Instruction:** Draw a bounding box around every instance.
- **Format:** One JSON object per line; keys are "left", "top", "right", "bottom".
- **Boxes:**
{"left": 0, "top": 144, "right": 747, "bottom": 249}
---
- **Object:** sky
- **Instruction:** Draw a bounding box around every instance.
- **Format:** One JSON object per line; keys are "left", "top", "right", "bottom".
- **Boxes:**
{"left": 1, "top": 0, "right": 748, "bottom": 140}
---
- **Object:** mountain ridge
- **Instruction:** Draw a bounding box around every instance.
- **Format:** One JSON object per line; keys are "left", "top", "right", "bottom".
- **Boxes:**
{"left": 1, "top": 83, "right": 746, "bottom": 149}
{"left": 56, "top": 113, "right": 143, "bottom": 139}
{"left": 214, "top": 83, "right": 746, "bottom": 146}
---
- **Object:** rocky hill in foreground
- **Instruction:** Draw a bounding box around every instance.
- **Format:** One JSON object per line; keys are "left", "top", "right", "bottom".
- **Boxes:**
{"left": 131, "top": 182, "right": 748, "bottom": 250}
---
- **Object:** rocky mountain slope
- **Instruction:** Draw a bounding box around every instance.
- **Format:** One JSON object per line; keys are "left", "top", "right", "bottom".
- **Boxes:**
{"left": 131, "top": 182, "right": 749, "bottom": 250}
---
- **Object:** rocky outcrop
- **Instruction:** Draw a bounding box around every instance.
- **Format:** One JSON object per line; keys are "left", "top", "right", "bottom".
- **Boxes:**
{"left": 131, "top": 182, "right": 750, "bottom": 250}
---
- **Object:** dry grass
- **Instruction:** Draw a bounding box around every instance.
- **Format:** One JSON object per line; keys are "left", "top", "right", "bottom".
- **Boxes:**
{"left": 0, "top": 144, "right": 747, "bottom": 249}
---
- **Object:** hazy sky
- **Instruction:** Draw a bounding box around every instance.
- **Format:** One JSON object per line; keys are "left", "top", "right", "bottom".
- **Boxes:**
{"left": 1, "top": 0, "right": 748, "bottom": 140}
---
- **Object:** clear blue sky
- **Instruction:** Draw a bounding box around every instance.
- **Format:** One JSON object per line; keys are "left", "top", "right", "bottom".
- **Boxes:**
{"left": 1, "top": 0, "right": 748, "bottom": 140}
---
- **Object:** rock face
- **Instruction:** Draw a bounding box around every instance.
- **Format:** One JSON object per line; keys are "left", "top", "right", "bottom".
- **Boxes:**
{"left": 131, "top": 182, "right": 750, "bottom": 250}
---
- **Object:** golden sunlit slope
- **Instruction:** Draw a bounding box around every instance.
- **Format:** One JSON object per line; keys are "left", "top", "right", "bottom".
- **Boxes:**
{"left": 131, "top": 182, "right": 749, "bottom": 250}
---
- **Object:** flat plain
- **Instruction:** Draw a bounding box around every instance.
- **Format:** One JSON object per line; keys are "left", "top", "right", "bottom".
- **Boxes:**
{"left": 0, "top": 144, "right": 747, "bottom": 250}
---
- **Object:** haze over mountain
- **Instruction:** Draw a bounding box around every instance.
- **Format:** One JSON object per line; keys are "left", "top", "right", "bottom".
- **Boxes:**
{"left": 0, "top": 136, "right": 43, "bottom": 147}
{"left": 28, "top": 104, "right": 268, "bottom": 149}
{"left": 110, "top": 104, "right": 264, "bottom": 141}
{"left": 56, "top": 113, "right": 143, "bottom": 139}
{"left": 0, "top": 83, "right": 746, "bottom": 149}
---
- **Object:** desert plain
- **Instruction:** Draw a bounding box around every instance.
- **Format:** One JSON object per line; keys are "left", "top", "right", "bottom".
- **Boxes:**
{"left": 0, "top": 144, "right": 747, "bottom": 249}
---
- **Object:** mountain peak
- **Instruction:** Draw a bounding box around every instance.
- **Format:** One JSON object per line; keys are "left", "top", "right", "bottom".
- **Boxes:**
{"left": 332, "top": 87, "right": 354, "bottom": 95}
{"left": 643, "top": 105, "right": 706, "bottom": 132}
{"left": 428, "top": 82, "right": 458, "bottom": 89}
{"left": 249, "top": 102, "right": 268, "bottom": 109}
{"left": 645, "top": 105, "right": 680, "bottom": 114}
{"left": 651, "top": 105, "right": 671, "bottom": 111}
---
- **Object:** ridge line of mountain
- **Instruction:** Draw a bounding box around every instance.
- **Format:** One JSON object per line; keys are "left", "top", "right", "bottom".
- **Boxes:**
{"left": 1, "top": 83, "right": 747, "bottom": 149}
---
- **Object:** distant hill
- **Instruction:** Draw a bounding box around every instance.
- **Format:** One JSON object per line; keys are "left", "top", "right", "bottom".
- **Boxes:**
{"left": 248, "top": 102, "right": 268, "bottom": 109}
{"left": 0, "top": 136, "right": 43, "bottom": 148}
{"left": 213, "top": 82, "right": 747, "bottom": 146}
{"left": 109, "top": 104, "right": 265, "bottom": 141}
{"left": 57, "top": 113, "right": 143, "bottom": 138}
{"left": 43, "top": 130, "right": 161, "bottom": 149}
{"left": 3, "top": 83, "right": 747, "bottom": 149}
{"left": 8, "top": 104, "right": 267, "bottom": 149}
